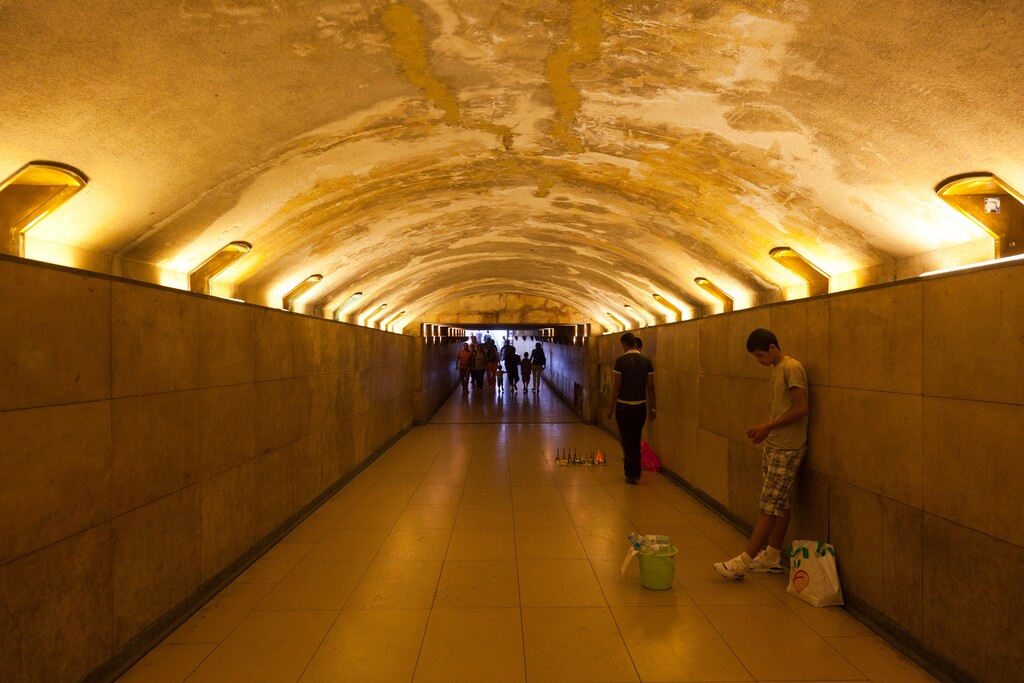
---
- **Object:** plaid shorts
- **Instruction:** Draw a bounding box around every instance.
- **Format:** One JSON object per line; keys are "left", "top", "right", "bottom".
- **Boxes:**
{"left": 759, "top": 446, "right": 806, "bottom": 516}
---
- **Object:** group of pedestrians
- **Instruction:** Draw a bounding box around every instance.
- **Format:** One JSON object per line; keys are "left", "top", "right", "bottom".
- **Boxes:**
{"left": 456, "top": 337, "right": 546, "bottom": 394}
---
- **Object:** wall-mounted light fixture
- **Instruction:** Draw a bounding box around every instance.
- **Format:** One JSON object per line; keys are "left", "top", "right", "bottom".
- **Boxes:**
{"left": 365, "top": 303, "right": 388, "bottom": 327}
{"left": 652, "top": 293, "right": 682, "bottom": 322}
{"left": 694, "top": 277, "right": 734, "bottom": 312}
{"left": 282, "top": 274, "right": 323, "bottom": 311}
{"left": 0, "top": 162, "right": 88, "bottom": 257}
{"left": 623, "top": 304, "right": 651, "bottom": 327}
{"left": 936, "top": 173, "right": 1023, "bottom": 258}
{"left": 769, "top": 247, "right": 830, "bottom": 297}
{"left": 188, "top": 241, "right": 251, "bottom": 295}
{"left": 332, "top": 291, "right": 363, "bottom": 321}
{"left": 382, "top": 310, "right": 406, "bottom": 331}
{"left": 606, "top": 311, "right": 627, "bottom": 331}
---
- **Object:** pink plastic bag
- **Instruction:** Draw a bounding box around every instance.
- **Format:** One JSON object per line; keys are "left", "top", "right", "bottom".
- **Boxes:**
{"left": 640, "top": 439, "right": 662, "bottom": 472}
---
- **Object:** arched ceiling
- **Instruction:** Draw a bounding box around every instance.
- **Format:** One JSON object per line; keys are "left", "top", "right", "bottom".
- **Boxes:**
{"left": 3, "top": 1, "right": 1022, "bottom": 332}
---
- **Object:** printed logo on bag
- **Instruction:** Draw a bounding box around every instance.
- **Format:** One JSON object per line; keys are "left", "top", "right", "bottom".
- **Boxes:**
{"left": 791, "top": 568, "right": 810, "bottom": 593}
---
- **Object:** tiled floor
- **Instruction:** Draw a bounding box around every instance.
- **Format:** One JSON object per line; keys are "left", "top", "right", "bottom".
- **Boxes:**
{"left": 120, "top": 386, "right": 938, "bottom": 682}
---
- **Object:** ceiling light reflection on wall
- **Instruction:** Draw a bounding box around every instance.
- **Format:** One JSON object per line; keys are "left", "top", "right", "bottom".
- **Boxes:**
{"left": 936, "top": 173, "right": 1023, "bottom": 258}
{"left": 0, "top": 162, "right": 88, "bottom": 257}
{"left": 282, "top": 274, "right": 323, "bottom": 311}
{"left": 188, "top": 241, "right": 251, "bottom": 295}
{"left": 693, "top": 277, "right": 734, "bottom": 312}
{"left": 769, "top": 247, "right": 830, "bottom": 297}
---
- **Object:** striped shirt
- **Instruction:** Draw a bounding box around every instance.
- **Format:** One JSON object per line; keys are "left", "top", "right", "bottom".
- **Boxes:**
{"left": 613, "top": 350, "right": 654, "bottom": 403}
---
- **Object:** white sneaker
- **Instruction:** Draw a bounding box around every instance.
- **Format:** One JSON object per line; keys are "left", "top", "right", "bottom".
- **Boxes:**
{"left": 713, "top": 555, "right": 748, "bottom": 580}
{"left": 747, "top": 550, "right": 784, "bottom": 574}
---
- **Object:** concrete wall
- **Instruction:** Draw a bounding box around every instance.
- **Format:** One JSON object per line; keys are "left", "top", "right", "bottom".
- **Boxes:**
{"left": 589, "top": 261, "right": 1024, "bottom": 683}
{"left": 0, "top": 257, "right": 417, "bottom": 683}
{"left": 544, "top": 341, "right": 591, "bottom": 421}
{"left": 415, "top": 340, "right": 463, "bottom": 423}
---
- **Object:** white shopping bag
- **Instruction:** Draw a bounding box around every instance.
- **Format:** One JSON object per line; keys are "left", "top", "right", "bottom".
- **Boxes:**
{"left": 786, "top": 540, "right": 844, "bottom": 607}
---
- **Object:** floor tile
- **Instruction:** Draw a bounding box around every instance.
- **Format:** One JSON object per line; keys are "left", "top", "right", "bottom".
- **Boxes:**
{"left": 166, "top": 582, "right": 274, "bottom": 643}
{"left": 446, "top": 526, "right": 516, "bottom": 560}
{"left": 236, "top": 543, "right": 313, "bottom": 584}
{"left": 433, "top": 559, "right": 519, "bottom": 608}
{"left": 827, "top": 636, "right": 940, "bottom": 682}
{"left": 702, "top": 605, "right": 865, "bottom": 680}
{"left": 344, "top": 560, "right": 443, "bottom": 609}
{"left": 183, "top": 610, "right": 337, "bottom": 683}
{"left": 298, "top": 609, "right": 430, "bottom": 683}
{"left": 611, "top": 605, "right": 752, "bottom": 681}
{"left": 376, "top": 527, "right": 453, "bottom": 562}
{"left": 414, "top": 608, "right": 525, "bottom": 682}
{"left": 118, "top": 643, "right": 215, "bottom": 682}
{"left": 522, "top": 607, "right": 639, "bottom": 682}
{"left": 514, "top": 526, "right": 587, "bottom": 560}
{"left": 257, "top": 561, "right": 367, "bottom": 611}
{"left": 454, "top": 502, "right": 514, "bottom": 528}
{"left": 518, "top": 559, "right": 605, "bottom": 607}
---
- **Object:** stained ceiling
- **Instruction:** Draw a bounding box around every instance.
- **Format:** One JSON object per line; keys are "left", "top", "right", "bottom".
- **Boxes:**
{"left": 2, "top": 1, "right": 1022, "bottom": 332}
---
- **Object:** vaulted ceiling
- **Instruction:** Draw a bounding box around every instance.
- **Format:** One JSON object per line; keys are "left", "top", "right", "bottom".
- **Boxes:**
{"left": 3, "top": 1, "right": 1022, "bottom": 332}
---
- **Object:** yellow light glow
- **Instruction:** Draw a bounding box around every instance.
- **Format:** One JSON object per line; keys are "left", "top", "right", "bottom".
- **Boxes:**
{"left": 364, "top": 303, "right": 389, "bottom": 327}
{"left": 694, "top": 277, "right": 734, "bottom": 313}
{"left": 383, "top": 310, "right": 406, "bottom": 331}
{"left": 606, "top": 311, "right": 627, "bottom": 331}
{"left": 652, "top": 293, "right": 682, "bottom": 322}
{"left": 936, "top": 174, "right": 1024, "bottom": 258}
{"left": 188, "top": 241, "right": 251, "bottom": 295}
{"left": 920, "top": 252, "right": 1024, "bottom": 277}
{"left": 769, "top": 247, "right": 830, "bottom": 297}
{"left": 332, "top": 291, "right": 363, "bottom": 321}
{"left": 282, "top": 274, "right": 323, "bottom": 311}
{"left": 0, "top": 162, "right": 88, "bottom": 257}
{"left": 623, "top": 304, "right": 652, "bottom": 327}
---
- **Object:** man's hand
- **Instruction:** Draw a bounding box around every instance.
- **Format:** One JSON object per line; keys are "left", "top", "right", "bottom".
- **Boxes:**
{"left": 747, "top": 422, "right": 771, "bottom": 444}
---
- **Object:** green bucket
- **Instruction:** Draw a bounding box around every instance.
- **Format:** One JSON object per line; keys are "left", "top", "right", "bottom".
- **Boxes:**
{"left": 637, "top": 545, "right": 677, "bottom": 590}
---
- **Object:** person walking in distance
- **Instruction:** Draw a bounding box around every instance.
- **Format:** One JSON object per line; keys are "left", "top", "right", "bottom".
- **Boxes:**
{"left": 456, "top": 342, "right": 473, "bottom": 393}
{"left": 714, "top": 328, "right": 809, "bottom": 579}
{"left": 529, "top": 342, "right": 546, "bottom": 392}
{"left": 471, "top": 341, "right": 487, "bottom": 390}
{"left": 520, "top": 352, "right": 532, "bottom": 392}
{"left": 605, "top": 332, "right": 655, "bottom": 484}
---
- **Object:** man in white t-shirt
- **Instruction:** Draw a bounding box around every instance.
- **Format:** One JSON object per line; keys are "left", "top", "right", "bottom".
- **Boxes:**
{"left": 715, "top": 328, "right": 809, "bottom": 579}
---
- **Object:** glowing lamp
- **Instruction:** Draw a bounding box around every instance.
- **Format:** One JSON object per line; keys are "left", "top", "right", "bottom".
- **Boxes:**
{"left": 936, "top": 173, "right": 1024, "bottom": 258}
{"left": 694, "top": 277, "right": 734, "bottom": 312}
{"left": 188, "top": 241, "right": 251, "bottom": 295}
{"left": 0, "top": 162, "right": 88, "bottom": 256}
{"left": 282, "top": 274, "right": 323, "bottom": 311}
{"left": 769, "top": 247, "right": 830, "bottom": 297}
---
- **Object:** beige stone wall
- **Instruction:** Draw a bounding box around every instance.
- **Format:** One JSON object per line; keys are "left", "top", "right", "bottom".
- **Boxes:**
{"left": 0, "top": 257, "right": 416, "bottom": 683}
{"left": 544, "top": 341, "right": 590, "bottom": 421}
{"left": 415, "top": 340, "right": 463, "bottom": 423}
{"left": 592, "top": 262, "right": 1024, "bottom": 683}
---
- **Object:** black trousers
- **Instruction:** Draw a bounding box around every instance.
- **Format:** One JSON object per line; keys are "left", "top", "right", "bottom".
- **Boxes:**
{"left": 615, "top": 402, "right": 647, "bottom": 480}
